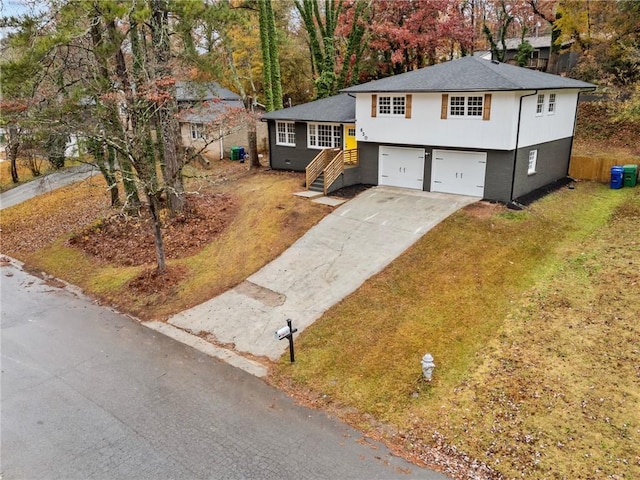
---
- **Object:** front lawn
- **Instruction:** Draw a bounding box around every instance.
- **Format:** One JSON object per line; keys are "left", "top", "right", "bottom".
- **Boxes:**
{"left": 271, "top": 182, "right": 640, "bottom": 479}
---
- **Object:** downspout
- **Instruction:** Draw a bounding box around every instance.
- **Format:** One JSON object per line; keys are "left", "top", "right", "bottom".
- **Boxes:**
{"left": 509, "top": 90, "right": 538, "bottom": 205}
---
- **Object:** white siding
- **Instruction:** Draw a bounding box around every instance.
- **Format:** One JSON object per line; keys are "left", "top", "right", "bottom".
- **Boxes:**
{"left": 355, "top": 90, "right": 580, "bottom": 151}
{"left": 517, "top": 90, "right": 579, "bottom": 147}
{"left": 355, "top": 92, "right": 520, "bottom": 150}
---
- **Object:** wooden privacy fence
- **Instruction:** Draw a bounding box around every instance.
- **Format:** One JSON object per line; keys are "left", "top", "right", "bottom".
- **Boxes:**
{"left": 569, "top": 155, "right": 638, "bottom": 182}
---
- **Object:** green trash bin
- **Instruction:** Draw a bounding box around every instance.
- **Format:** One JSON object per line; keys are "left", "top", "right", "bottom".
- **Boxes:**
{"left": 623, "top": 164, "right": 638, "bottom": 187}
{"left": 230, "top": 146, "right": 241, "bottom": 161}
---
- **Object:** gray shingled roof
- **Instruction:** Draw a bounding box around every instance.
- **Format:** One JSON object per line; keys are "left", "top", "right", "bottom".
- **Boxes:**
{"left": 261, "top": 93, "right": 355, "bottom": 122}
{"left": 178, "top": 100, "right": 245, "bottom": 123}
{"left": 176, "top": 82, "right": 241, "bottom": 102}
{"left": 341, "top": 56, "right": 594, "bottom": 93}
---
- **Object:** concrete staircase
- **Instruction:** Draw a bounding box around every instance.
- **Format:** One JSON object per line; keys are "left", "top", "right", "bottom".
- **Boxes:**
{"left": 309, "top": 173, "right": 324, "bottom": 193}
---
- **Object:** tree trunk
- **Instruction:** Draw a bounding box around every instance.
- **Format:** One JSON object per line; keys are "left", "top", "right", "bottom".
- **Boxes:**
{"left": 87, "top": 138, "right": 120, "bottom": 207}
{"left": 265, "top": 0, "right": 283, "bottom": 110}
{"left": 118, "top": 151, "right": 141, "bottom": 212}
{"left": 7, "top": 125, "right": 20, "bottom": 183}
{"left": 146, "top": 188, "right": 167, "bottom": 273}
{"left": 248, "top": 121, "right": 259, "bottom": 169}
{"left": 258, "top": 0, "right": 273, "bottom": 111}
{"left": 150, "top": 0, "right": 186, "bottom": 215}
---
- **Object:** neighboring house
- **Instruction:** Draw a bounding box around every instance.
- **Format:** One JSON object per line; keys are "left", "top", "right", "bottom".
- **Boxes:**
{"left": 263, "top": 56, "right": 594, "bottom": 204}
{"left": 176, "top": 82, "right": 267, "bottom": 161}
{"left": 476, "top": 36, "right": 578, "bottom": 74}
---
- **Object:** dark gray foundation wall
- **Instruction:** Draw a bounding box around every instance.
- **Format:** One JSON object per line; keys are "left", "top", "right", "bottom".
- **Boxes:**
{"left": 267, "top": 122, "right": 315, "bottom": 171}
{"left": 512, "top": 137, "right": 573, "bottom": 200}
{"left": 267, "top": 121, "right": 347, "bottom": 171}
{"left": 357, "top": 142, "right": 516, "bottom": 202}
{"left": 268, "top": 132, "right": 573, "bottom": 203}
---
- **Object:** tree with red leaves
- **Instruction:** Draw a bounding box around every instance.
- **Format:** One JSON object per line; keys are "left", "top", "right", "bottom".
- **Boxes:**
{"left": 366, "top": 0, "right": 473, "bottom": 77}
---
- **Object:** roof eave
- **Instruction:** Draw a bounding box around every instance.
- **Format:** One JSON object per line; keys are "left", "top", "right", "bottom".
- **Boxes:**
{"left": 343, "top": 86, "right": 594, "bottom": 93}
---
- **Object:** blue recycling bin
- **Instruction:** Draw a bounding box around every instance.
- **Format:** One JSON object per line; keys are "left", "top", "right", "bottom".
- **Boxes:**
{"left": 610, "top": 166, "right": 624, "bottom": 189}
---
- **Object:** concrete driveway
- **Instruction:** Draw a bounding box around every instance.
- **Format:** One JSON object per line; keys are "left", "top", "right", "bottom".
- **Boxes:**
{"left": 158, "top": 187, "right": 476, "bottom": 368}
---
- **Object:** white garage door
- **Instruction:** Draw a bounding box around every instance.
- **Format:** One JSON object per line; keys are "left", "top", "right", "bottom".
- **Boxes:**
{"left": 431, "top": 150, "right": 486, "bottom": 197}
{"left": 378, "top": 146, "right": 425, "bottom": 190}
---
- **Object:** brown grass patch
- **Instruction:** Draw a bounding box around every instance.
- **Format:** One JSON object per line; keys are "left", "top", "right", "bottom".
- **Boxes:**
{"left": 0, "top": 162, "right": 330, "bottom": 320}
{"left": 270, "top": 183, "right": 639, "bottom": 479}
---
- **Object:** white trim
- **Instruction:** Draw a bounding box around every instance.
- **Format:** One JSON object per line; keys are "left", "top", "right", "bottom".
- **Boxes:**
{"left": 449, "top": 94, "right": 484, "bottom": 118}
{"left": 276, "top": 121, "right": 296, "bottom": 146}
{"left": 547, "top": 93, "right": 556, "bottom": 114}
{"left": 190, "top": 123, "right": 204, "bottom": 140}
{"left": 307, "top": 122, "right": 341, "bottom": 149}
{"left": 536, "top": 93, "right": 545, "bottom": 116}
{"left": 378, "top": 95, "right": 406, "bottom": 117}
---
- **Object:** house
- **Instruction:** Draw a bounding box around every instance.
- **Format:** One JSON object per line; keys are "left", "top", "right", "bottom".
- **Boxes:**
{"left": 176, "top": 82, "right": 267, "bottom": 161}
{"left": 262, "top": 56, "right": 594, "bottom": 203}
{"left": 261, "top": 93, "right": 357, "bottom": 185}
{"left": 476, "top": 36, "right": 578, "bottom": 74}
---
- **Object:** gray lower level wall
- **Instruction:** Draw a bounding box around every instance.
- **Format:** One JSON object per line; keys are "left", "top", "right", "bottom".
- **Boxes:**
{"left": 326, "top": 166, "right": 362, "bottom": 194}
{"left": 268, "top": 127, "right": 573, "bottom": 202}
{"left": 267, "top": 121, "right": 317, "bottom": 170}
{"left": 357, "top": 142, "right": 514, "bottom": 202}
{"left": 512, "top": 137, "right": 573, "bottom": 200}
{"left": 267, "top": 120, "right": 346, "bottom": 171}
{"left": 357, "top": 138, "right": 572, "bottom": 203}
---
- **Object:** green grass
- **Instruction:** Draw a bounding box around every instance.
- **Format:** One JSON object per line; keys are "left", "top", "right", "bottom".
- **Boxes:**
{"left": 271, "top": 182, "right": 639, "bottom": 478}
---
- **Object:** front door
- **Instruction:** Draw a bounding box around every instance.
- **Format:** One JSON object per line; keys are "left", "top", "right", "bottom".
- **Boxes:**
{"left": 344, "top": 124, "right": 357, "bottom": 150}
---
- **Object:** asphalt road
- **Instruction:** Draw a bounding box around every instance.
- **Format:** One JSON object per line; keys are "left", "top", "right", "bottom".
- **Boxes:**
{"left": 0, "top": 164, "right": 98, "bottom": 210}
{"left": 0, "top": 260, "right": 449, "bottom": 480}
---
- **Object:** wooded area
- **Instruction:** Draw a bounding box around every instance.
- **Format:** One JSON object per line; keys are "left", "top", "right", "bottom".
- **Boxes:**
{"left": 1, "top": 0, "right": 639, "bottom": 271}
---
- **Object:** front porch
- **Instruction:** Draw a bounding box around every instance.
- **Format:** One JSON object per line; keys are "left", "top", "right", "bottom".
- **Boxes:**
{"left": 305, "top": 148, "right": 359, "bottom": 195}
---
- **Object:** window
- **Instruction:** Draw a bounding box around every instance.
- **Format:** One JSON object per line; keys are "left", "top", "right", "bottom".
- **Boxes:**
{"left": 276, "top": 121, "right": 295, "bottom": 146}
{"left": 548, "top": 93, "right": 556, "bottom": 114}
{"left": 392, "top": 96, "right": 405, "bottom": 115}
{"left": 378, "top": 95, "right": 405, "bottom": 116}
{"left": 190, "top": 123, "right": 204, "bottom": 140}
{"left": 449, "top": 95, "right": 484, "bottom": 117}
{"left": 536, "top": 94, "right": 545, "bottom": 115}
{"left": 378, "top": 96, "right": 391, "bottom": 115}
{"left": 347, "top": 127, "right": 356, "bottom": 137}
{"left": 528, "top": 150, "right": 537, "bottom": 175}
{"left": 308, "top": 123, "right": 341, "bottom": 149}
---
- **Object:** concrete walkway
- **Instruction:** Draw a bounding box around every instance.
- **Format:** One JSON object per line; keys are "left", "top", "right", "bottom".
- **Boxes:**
{"left": 165, "top": 186, "right": 476, "bottom": 363}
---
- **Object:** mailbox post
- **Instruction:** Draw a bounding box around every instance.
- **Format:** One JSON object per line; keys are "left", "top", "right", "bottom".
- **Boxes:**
{"left": 275, "top": 319, "right": 298, "bottom": 363}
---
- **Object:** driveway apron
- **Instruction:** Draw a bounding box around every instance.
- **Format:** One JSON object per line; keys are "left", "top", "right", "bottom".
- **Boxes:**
{"left": 168, "top": 186, "right": 477, "bottom": 361}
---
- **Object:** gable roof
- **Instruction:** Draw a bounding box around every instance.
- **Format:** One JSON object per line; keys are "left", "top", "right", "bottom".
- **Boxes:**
{"left": 341, "top": 56, "right": 595, "bottom": 93}
{"left": 261, "top": 93, "right": 355, "bottom": 123}
{"left": 178, "top": 100, "right": 245, "bottom": 123}
{"left": 176, "top": 82, "right": 241, "bottom": 102}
